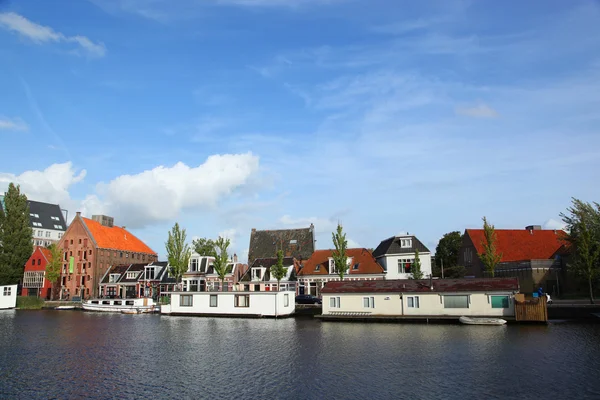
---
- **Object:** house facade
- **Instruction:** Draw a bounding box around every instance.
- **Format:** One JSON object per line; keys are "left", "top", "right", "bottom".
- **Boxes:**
{"left": 237, "top": 257, "right": 300, "bottom": 292}
{"left": 297, "top": 249, "right": 385, "bottom": 296}
{"left": 27, "top": 200, "right": 68, "bottom": 248}
{"left": 181, "top": 252, "right": 247, "bottom": 292}
{"left": 372, "top": 234, "right": 432, "bottom": 279}
{"left": 21, "top": 246, "right": 54, "bottom": 299}
{"left": 247, "top": 224, "right": 315, "bottom": 268}
{"left": 321, "top": 278, "right": 520, "bottom": 318}
{"left": 459, "top": 225, "right": 567, "bottom": 293}
{"left": 58, "top": 213, "right": 157, "bottom": 300}
{"left": 99, "top": 261, "right": 171, "bottom": 300}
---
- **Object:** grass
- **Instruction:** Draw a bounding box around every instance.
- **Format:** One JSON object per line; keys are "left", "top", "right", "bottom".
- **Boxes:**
{"left": 16, "top": 296, "right": 45, "bottom": 310}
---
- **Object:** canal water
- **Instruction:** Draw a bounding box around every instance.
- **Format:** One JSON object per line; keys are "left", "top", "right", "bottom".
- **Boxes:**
{"left": 1, "top": 311, "right": 599, "bottom": 400}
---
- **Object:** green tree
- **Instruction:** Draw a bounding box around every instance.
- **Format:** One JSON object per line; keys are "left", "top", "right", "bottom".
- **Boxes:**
{"left": 270, "top": 249, "right": 287, "bottom": 289}
{"left": 479, "top": 217, "right": 502, "bottom": 278}
{"left": 332, "top": 223, "right": 349, "bottom": 280}
{"left": 410, "top": 249, "right": 424, "bottom": 279}
{"left": 165, "top": 222, "right": 191, "bottom": 289}
{"left": 45, "top": 243, "right": 63, "bottom": 300}
{"left": 211, "top": 236, "right": 231, "bottom": 291}
{"left": 0, "top": 183, "right": 33, "bottom": 285}
{"left": 560, "top": 198, "right": 600, "bottom": 304}
{"left": 434, "top": 231, "right": 463, "bottom": 278}
{"left": 193, "top": 237, "right": 216, "bottom": 256}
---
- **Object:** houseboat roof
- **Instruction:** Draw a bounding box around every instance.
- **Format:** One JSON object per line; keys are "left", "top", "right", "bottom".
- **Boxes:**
{"left": 298, "top": 248, "right": 384, "bottom": 276}
{"left": 372, "top": 235, "right": 430, "bottom": 258}
{"left": 321, "top": 278, "right": 520, "bottom": 294}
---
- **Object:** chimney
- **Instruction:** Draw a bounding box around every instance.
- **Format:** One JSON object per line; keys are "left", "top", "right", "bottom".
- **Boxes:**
{"left": 233, "top": 253, "right": 238, "bottom": 263}
{"left": 76, "top": 211, "right": 81, "bottom": 217}
{"left": 525, "top": 225, "right": 541, "bottom": 231}
{"left": 309, "top": 223, "right": 314, "bottom": 230}
{"left": 122, "top": 226, "right": 126, "bottom": 230}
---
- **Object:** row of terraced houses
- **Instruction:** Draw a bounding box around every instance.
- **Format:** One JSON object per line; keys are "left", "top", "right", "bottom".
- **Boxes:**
{"left": 18, "top": 201, "right": 571, "bottom": 301}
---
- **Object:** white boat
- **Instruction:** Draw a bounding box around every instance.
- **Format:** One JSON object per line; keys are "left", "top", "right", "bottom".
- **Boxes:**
{"left": 82, "top": 298, "right": 156, "bottom": 313}
{"left": 55, "top": 306, "right": 75, "bottom": 310}
{"left": 121, "top": 309, "right": 141, "bottom": 314}
{"left": 459, "top": 316, "right": 507, "bottom": 325}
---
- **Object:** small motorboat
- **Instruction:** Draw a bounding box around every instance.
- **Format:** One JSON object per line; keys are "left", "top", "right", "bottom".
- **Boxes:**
{"left": 459, "top": 316, "right": 507, "bottom": 325}
{"left": 55, "top": 306, "right": 75, "bottom": 310}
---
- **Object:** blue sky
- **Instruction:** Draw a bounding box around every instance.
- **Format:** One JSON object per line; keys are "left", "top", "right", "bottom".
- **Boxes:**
{"left": 1, "top": 0, "right": 599, "bottom": 260}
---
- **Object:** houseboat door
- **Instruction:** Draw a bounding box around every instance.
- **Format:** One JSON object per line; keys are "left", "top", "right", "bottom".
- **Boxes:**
{"left": 143, "top": 298, "right": 148, "bottom": 306}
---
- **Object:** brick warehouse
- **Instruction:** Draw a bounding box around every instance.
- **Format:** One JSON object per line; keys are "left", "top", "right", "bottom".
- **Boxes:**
{"left": 58, "top": 213, "right": 157, "bottom": 300}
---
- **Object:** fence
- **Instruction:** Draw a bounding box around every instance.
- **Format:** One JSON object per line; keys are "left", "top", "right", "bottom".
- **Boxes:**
{"left": 514, "top": 294, "right": 548, "bottom": 322}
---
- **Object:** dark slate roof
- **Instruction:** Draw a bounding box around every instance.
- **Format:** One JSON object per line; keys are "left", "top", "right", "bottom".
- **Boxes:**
{"left": 321, "top": 278, "right": 520, "bottom": 294}
{"left": 27, "top": 200, "right": 67, "bottom": 231}
{"left": 239, "top": 257, "right": 295, "bottom": 282}
{"left": 372, "top": 235, "right": 430, "bottom": 258}
{"left": 100, "top": 264, "right": 131, "bottom": 284}
{"left": 150, "top": 261, "right": 169, "bottom": 268}
{"left": 248, "top": 227, "right": 315, "bottom": 267}
{"left": 119, "top": 263, "right": 146, "bottom": 282}
{"left": 159, "top": 266, "right": 176, "bottom": 284}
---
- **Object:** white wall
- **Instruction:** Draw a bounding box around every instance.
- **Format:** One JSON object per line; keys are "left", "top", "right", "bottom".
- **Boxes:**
{"left": 165, "top": 291, "right": 295, "bottom": 317}
{"left": 381, "top": 253, "right": 432, "bottom": 280}
{"left": 0, "top": 285, "right": 18, "bottom": 309}
{"left": 323, "top": 291, "right": 515, "bottom": 317}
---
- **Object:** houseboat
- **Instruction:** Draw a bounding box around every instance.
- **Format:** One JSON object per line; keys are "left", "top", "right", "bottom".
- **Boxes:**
{"left": 1, "top": 285, "right": 17, "bottom": 309}
{"left": 82, "top": 297, "right": 157, "bottom": 313}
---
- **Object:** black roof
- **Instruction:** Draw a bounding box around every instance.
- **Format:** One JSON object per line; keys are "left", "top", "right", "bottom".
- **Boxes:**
{"left": 150, "top": 261, "right": 169, "bottom": 268}
{"left": 159, "top": 266, "right": 176, "bottom": 284}
{"left": 239, "top": 257, "right": 295, "bottom": 282}
{"left": 119, "top": 263, "right": 146, "bottom": 282}
{"left": 372, "top": 235, "right": 430, "bottom": 258}
{"left": 27, "top": 200, "right": 67, "bottom": 231}
{"left": 248, "top": 227, "right": 315, "bottom": 267}
{"left": 100, "top": 264, "right": 131, "bottom": 284}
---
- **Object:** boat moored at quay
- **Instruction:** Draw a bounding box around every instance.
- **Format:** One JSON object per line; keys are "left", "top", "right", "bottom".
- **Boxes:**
{"left": 82, "top": 297, "right": 157, "bottom": 313}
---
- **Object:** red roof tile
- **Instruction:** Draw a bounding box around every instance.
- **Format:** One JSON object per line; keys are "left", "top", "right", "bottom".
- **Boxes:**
{"left": 82, "top": 217, "right": 156, "bottom": 254}
{"left": 298, "top": 248, "right": 384, "bottom": 276}
{"left": 39, "top": 246, "right": 52, "bottom": 262}
{"left": 321, "top": 278, "right": 519, "bottom": 294}
{"left": 466, "top": 229, "right": 566, "bottom": 262}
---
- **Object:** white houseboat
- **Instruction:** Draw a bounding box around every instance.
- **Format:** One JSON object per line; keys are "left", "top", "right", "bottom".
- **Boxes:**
{"left": 161, "top": 289, "right": 295, "bottom": 318}
{"left": 1, "top": 284, "right": 17, "bottom": 309}
{"left": 82, "top": 297, "right": 157, "bottom": 313}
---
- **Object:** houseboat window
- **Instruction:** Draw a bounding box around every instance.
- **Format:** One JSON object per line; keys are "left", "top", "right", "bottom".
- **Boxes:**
{"left": 114, "top": 301, "right": 122, "bottom": 305}
{"left": 363, "top": 297, "right": 375, "bottom": 308}
{"left": 407, "top": 296, "right": 419, "bottom": 308}
{"left": 126, "top": 301, "right": 134, "bottom": 306}
{"left": 91, "top": 300, "right": 99, "bottom": 304}
{"left": 398, "top": 259, "right": 412, "bottom": 274}
{"left": 491, "top": 296, "right": 509, "bottom": 308}
{"left": 329, "top": 297, "right": 340, "bottom": 308}
{"left": 443, "top": 295, "right": 469, "bottom": 309}
{"left": 210, "top": 295, "right": 218, "bottom": 307}
{"left": 284, "top": 294, "right": 289, "bottom": 307}
{"left": 180, "top": 295, "right": 193, "bottom": 307}
{"left": 102, "top": 301, "right": 110, "bottom": 305}
{"left": 235, "top": 295, "right": 250, "bottom": 308}
{"left": 3, "top": 287, "right": 11, "bottom": 296}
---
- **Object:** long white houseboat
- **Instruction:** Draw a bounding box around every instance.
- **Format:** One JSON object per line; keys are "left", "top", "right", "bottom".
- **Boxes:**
{"left": 82, "top": 297, "right": 157, "bottom": 313}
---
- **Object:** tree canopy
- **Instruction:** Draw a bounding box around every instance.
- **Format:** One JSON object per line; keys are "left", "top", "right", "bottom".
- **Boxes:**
{"left": 479, "top": 216, "right": 502, "bottom": 278}
{"left": 165, "top": 222, "right": 191, "bottom": 287}
{"left": 211, "top": 236, "right": 231, "bottom": 289}
{"left": 410, "top": 249, "right": 424, "bottom": 279}
{"left": 270, "top": 249, "right": 287, "bottom": 287}
{"left": 434, "top": 231, "right": 466, "bottom": 278}
{"left": 332, "top": 223, "right": 349, "bottom": 280}
{"left": 193, "top": 237, "right": 216, "bottom": 257}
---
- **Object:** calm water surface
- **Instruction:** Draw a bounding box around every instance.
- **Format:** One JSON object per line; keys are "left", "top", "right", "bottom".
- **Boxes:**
{"left": 1, "top": 311, "right": 599, "bottom": 399}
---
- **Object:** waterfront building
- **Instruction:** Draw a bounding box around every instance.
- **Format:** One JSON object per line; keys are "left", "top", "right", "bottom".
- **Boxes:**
{"left": 183, "top": 252, "right": 247, "bottom": 292}
{"left": 237, "top": 256, "right": 300, "bottom": 292}
{"left": 99, "top": 261, "right": 171, "bottom": 299}
{"left": 372, "top": 234, "right": 433, "bottom": 279}
{"left": 321, "top": 278, "right": 520, "bottom": 319}
{"left": 297, "top": 248, "right": 385, "bottom": 296}
{"left": 58, "top": 213, "right": 157, "bottom": 300}
{"left": 21, "top": 246, "right": 54, "bottom": 299}
{"left": 247, "top": 224, "right": 315, "bottom": 268}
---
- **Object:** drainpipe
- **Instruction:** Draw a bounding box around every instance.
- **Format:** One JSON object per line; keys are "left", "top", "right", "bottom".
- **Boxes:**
{"left": 400, "top": 293, "right": 404, "bottom": 316}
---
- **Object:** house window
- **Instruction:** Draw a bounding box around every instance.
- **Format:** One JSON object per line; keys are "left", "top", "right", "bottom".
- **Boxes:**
{"left": 109, "top": 274, "right": 120, "bottom": 283}
{"left": 252, "top": 268, "right": 262, "bottom": 280}
{"left": 180, "top": 295, "right": 193, "bottom": 307}
{"left": 328, "top": 259, "right": 335, "bottom": 274}
{"left": 51, "top": 216, "right": 60, "bottom": 221}
{"left": 3, "top": 286, "right": 11, "bottom": 296}
{"left": 407, "top": 296, "right": 419, "bottom": 308}
{"left": 79, "top": 239, "right": 82, "bottom": 244}
{"left": 70, "top": 240, "right": 73, "bottom": 244}
{"left": 284, "top": 294, "right": 289, "bottom": 307}
{"left": 54, "top": 225, "right": 63, "bottom": 230}
{"left": 443, "top": 295, "right": 469, "bottom": 309}
{"left": 126, "top": 272, "right": 137, "bottom": 279}
{"left": 145, "top": 268, "right": 156, "bottom": 280}
{"left": 120, "top": 252, "right": 123, "bottom": 258}
{"left": 363, "top": 297, "right": 375, "bottom": 308}
{"left": 45, "top": 231, "right": 51, "bottom": 238}
{"left": 199, "top": 258, "right": 208, "bottom": 273}
{"left": 398, "top": 259, "right": 412, "bottom": 274}
{"left": 31, "top": 259, "right": 35, "bottom": 265}
{"left": 190, "top": 258, "right": 198, "bottom": 272}
{"left": 38, "top": 230, "right": 43, "bottom": 237}
{"left": 58, "top": 233, "right": 63, "bottom": 239}
{"left": 30, "top": 213, "right": 39, "bottom": 218}
{"left": 491, "top": 296, "right": 509, "bottom": 308}
{"left": 235, "top": 295, "right": 250, "bottom": 308}
{"left": 353, "top": 263, "right": 359, "bottom": 270}
{"left": 400, "top": 239, "right": 412, "bottom": 248}
{"left": 33, "top": 222, "right": 42, "bottom": 227}
{"left": 329, "top": 297, "right": 341, "bottom": 308}
{"left": 210, "top": 295, "right": 218, "bottom": 307}
{"left": 315, "top": 265, "right": 320, "bottom": 272}
{"left": 37, "top": 259, "right": 41, "bottom": 266}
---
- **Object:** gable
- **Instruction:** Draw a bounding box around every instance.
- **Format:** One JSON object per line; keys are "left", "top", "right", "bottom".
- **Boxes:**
{"left": 298, "top": 248, "right": 384, "bottom": 276}
{"left": 372, "top": 235, "right": 430, "bottom": 258}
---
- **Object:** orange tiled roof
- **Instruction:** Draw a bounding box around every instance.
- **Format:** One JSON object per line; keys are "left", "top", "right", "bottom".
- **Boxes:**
{"left": 298, "top": 248, "right": 385, "bottom": 276}
{"left": 39, "top": 246, "right": 52, "bottom": 261}
{"left": 82, "top": 217, "right": 156, "bottom": 254}
{"left": 466, "top": 229, "right": 567, "bottom": 262}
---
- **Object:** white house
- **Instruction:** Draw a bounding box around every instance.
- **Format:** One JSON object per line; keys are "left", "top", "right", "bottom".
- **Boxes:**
{"left": 321, "top": 278, "right": 519, "bottom": 319}
{"left": 162, "top": 290, "right": 295, "bottom": 317}
{"left": 237, "top": 256, "right": 300, "bottom": 292}
{"left": 182, "top": 252, "right": 247, "bottom": 292}
{"left": 372, "top": 234, "right": 432, "bottom": 279}
{"left": 0, "top": 284, "right": 18, "bottom": 309}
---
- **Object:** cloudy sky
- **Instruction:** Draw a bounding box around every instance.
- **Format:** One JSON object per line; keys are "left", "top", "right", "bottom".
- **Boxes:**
{"left": 1, "top": 0, "right": 599, "bottom": 260}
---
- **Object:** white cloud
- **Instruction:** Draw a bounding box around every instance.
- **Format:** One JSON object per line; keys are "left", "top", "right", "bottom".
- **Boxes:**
{"left": 218, "top": 228, "right": 238, "bottom": 249}
{"left": 543, "top": 218, "right": 567, "bottom": 231}
{"left": 0, "top": 12, "right": 106, "bottom": 57}
{"left": 0, "top": 116, "right": 28, "bottom": 132}
{"left": 279, "top": 215, "right": 337, "bottom": 233}
{"left": 347, "top": 238, "right": 361, "bottom": 248}
{"left": 455, "top": 103, "right": 499, "bottom": 118}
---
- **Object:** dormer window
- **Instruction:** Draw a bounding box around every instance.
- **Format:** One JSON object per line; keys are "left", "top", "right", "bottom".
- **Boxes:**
{"left": 30, "top": 213, "right": 39, "bottom": 218}
{"left": 190, "top": 258, "right": 199, "bottom": 272}
{"left": 400, "top": 239, "right": 412, "bottom": 248}
{"left": 199, "top": 258, "right": 208, "bottom": 273}
{"left": 252, "top": 268, "right": 263, "bottom": 281}
{"left": 109, "top": 274, "right": 120, "bottom": 283}
{"left": 315, "top": 265, "right": 320, "bottom": 272}
{"left": 328, "top": 259, "right": 335, "bottom": 274}
{"left": 145, "top": 267, "right": 156, "bottom": 280}
{"left": 126, "top": 272, "right": 137, "bottom": 279}
{"left": 353, "top": 263, "right": 359, "bottom": 270}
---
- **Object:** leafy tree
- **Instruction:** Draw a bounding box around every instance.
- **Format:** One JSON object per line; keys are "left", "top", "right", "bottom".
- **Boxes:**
{"left": 332, "top": 223, "right": 349, "bottom": 280}
{"left": 0, "top": 183, "right": 33, "bottom": 285}
{"left": 270, "top": 249, "right": 287, "bottom": 290}
{"left": 560, "top": 198, "right": 600, "bottom": 304}
{"left": 193, "top": 237, "right": 216, "bottom": 256}
{"left": 45, "top": 243, "right": 63, "bottom": 299}
{"left": 211, "top": 236, "right": 231, "bottom": 291}
{"left": 434, "top": 231, "right": 463, "bottom": 277}
{"left": 165, "top": 223, "right": 191, "bottom": 289}
{"left": 443, "top": 265, "right": 467, "bottom": 279}
{"left": 479, "top": 216, "right": 502, "bottom": 278}
{"left": 410, "top": 249, "right": 424, "bottom": 279}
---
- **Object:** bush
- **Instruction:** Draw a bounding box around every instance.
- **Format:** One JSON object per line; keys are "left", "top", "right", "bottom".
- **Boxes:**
{"left": 16, "top": 296, "right": 44, "bottom": 309}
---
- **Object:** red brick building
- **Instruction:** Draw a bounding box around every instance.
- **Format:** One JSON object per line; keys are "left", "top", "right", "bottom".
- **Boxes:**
{"left": 58, "top": 213, "right": 157, "bottom": 300}
{"left": 21, "top": 246, "right": 54, "bottom": 299}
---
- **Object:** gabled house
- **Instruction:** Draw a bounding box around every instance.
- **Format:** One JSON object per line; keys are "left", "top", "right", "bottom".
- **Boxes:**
{"left": 237, "top": 257, "right": 300, "bottom": 292}
{"left": 247, "top": 224, "right": 315, "bottom": 268}
{"left": 21, "top": 246, "right": 54, "bottom": 299}
{"left": 372, "top": 234, "right": 432, "bottom": 279}
{"left": 181, "top": 252, "right": 247, "bottom": 292}
{"left": 27, "top": 200, "right": 68, "bottom": 248}
{"left": 297, "top": 248, "right": 385, "bottom": 296}
{"left": 459, "top": 225, "right": 568, "bottom": 293}
{"left": 99, "top": 261, "right": 171, "bottom": 300}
